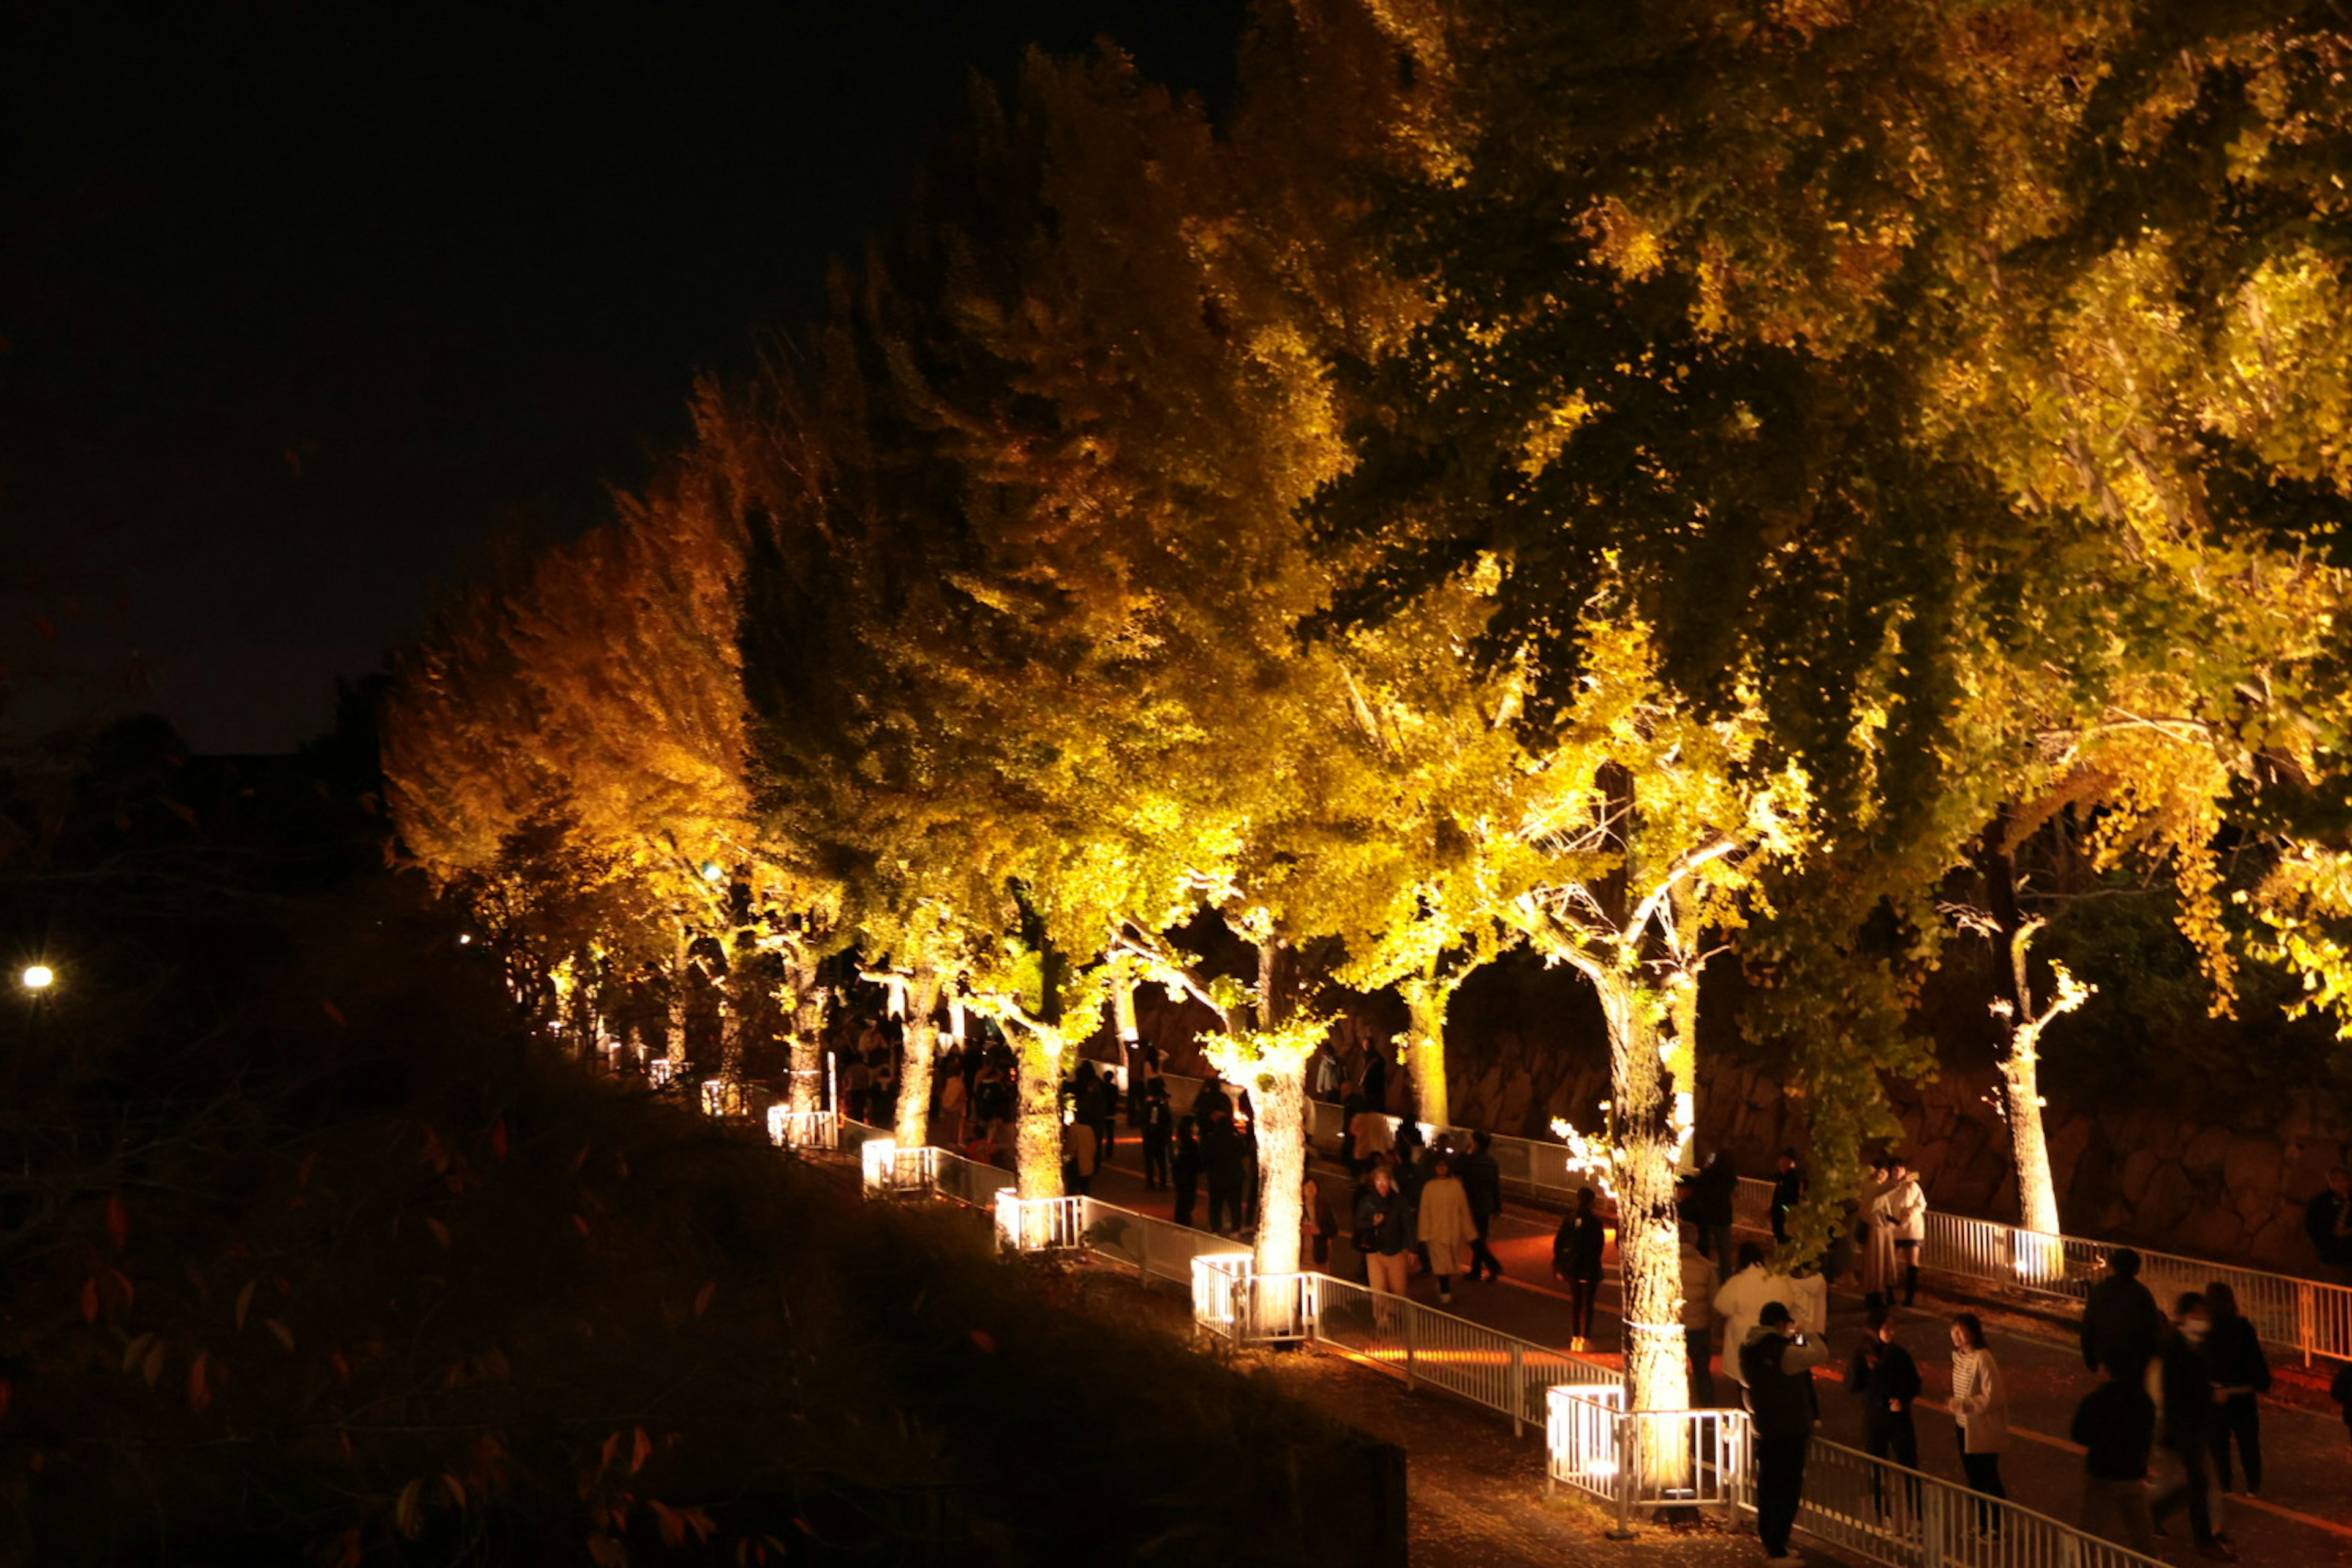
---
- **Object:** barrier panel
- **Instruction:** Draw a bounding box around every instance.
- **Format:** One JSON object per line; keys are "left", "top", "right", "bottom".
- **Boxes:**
{"left": 857, "top": 1136, "right": 937, "bottom": 1198}
{"left": 1190, "top": 1253, "right": 1256, "bottom": 1340}
{"left": 1790, "top": 1434, "right": 2166, "bottom": 1568}
{"left": 993, "top": 1189, "right": 1085, "bottom": 1253}
{"left": 1547, "top": 1388, "right": 1747, "bottom": 1535}
{"left": 766, "top": 1106, "right": 839, "bottom": 1151}
{"left": 1079, "top": 1197, "right": 1249, "bottom": 1292}
{"left": 1307, "top": 1273, "right": 1612, "bottom": 1436}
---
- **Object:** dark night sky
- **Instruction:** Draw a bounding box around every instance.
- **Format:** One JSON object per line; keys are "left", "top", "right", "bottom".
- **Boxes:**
{"left": 1, "top": 1, "right": 1248, "bottom": 753}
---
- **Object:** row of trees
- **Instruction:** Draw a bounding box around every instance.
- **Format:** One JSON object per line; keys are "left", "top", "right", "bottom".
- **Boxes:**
{"left": 384, "top": 0, "right": 2352, "bottom": 1415}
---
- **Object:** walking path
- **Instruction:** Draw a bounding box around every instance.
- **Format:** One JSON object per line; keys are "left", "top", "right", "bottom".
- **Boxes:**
{"left": 1074, "top": 1143, "right": 2352, "bottom": 1567}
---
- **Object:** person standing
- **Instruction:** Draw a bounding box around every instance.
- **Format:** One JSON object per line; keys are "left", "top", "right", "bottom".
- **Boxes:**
{"left": 1857, "top": 1163, "right": 1896, "bottom": 1307}
{"left": 2149, "top": 1294, "right": 2235, "bottom": 1560}
{"left": 1311, "top": 1041, "right": 1343, "bottom": 1102}
{"left": 1849, "top": 1305, "right": 1921, "bottom": 1520}
{"left": 1680, "top": 1221, "right": 1719, "bottom": 1407}
{"left": 1770, "top": 1149, "right": 1807, "bottom": 1245}
{"left": 1060, "top": 1112, "right": 1098, "bottom": 1196}
{"left": 1552, "top": 1187, "right": 1608, "bottom": 1351}
{"left": 1882, "top": 1159, "right": 1927, "bottom": 1307}
{"left": 2305, "top": 1166, "right": 2352, "bottom": 1281}
{"left": 1140, "top": 1079, "right": 1173, "bottom": 1191}
{"left": 2073, "top": 1355, "right": 2159, "bottom": 1553}
{"left": 1355, "top": 1164, "right": 1412, "bottom": 1298}
{"left": 2202, "top": 1281, "right": 2269, "bottom": 1497}
{"left": 1460, "top": 1131, "right": 1507, "bottom": 1283}
{"left": 1417, "top": 1155, "right": 1477, "bottom": 1305}
{"left": 1203, "top": 1109, "right": 1245, "bottom": 1237}
{"left": 1740, "top": 1302, "right": 1826, "bottom": 1566}
{"left": 1692, "top": 1149, "right": 1739, "bottom": 1272}
{"left": 1302, "top": 1175, "right": 1340, "bottom": 1269}
{"left": 1361, "top": 1043, "right": 1389, "bottom": 1115}
{"left": 1948, "top": 1313, "right": 2009, "bottom": 1537}
{"left": 1170, "top": 1117, "right": 1202, "bottom": 1229}
{"left": 1349, "top": 1101, "right": 1395, "bottom": 1174}
{"left": 2081, "top": 1248, "right": 2166, "bottom": 1381}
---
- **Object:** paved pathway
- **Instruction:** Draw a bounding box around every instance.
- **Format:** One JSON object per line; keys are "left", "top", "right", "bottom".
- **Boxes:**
{"left": 1077, "top": 1138, "right": 2352, "bottom": 1566}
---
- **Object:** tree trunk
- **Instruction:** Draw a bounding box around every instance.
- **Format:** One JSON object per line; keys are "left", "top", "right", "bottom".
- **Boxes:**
{"left": 666, "top": 928, "right": 693, "bottom": 1071}
{"left": 1977, "top": 812, "right": 2064, "bottom": 1239}
{"left": 785, "top": 953, "right": 826, "bottom": 1120}
{"left": 1588, "top": 968, "right": 1691, "bottom": 1423}
{"left": 894, "top": 964, "right": 944, "bottom": 1150}
{"left": 1666, "top": 977, "right": 1698, "bottom": 1175}
{"left": 1012, "top": 1030, "right": 1066, "bottom": 1202}
{"left": 1401, "top": 976, "right": 1450, "bottom": 1131}
{"left": 1253, "top": 1061, "right": 1307, "bottom": 1278}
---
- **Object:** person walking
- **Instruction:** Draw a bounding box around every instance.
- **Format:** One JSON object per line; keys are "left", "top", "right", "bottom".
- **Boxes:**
{"left": 1680, "top": 1220, "right": 1719, "bottom": 1408}
{"left": 1170, "top": 1117, "right": 1202, "bottom": 1228}
{"left": 2202, "top": 1281, "right": 2269, "bottom": 1496}
{"left": 1141, "top": 1079, "right": 1173, "bottom": 1190}
{"left": 1882, "top": 1159, "right": 1927, "bottom": 1307}
{"left": 1948, "top": 1313, "right": 2010, "bottom": 1537}
{"left": 1460, "top": 1131, "right": 1507, "bottom": 1283}
{"left": 1061, "top": 1111, "right": 1098, "bottom": 1196}
{"left": 1302, "top": 1175, "right": 1340, "bottom": 1269}
{"left": 1417, "top": 1155, "right": 1477, "bottom": 1305}
{"left": 2150, "top": 1293, "right": 2236, "bottom": 1560}
{"left": 1355, "top": 1164, "right": 1412, "bottom": 1298}
{"left": 2074, "top": 1355, "right": 2159, "bottom": 1553}
{"left": 1770, "top": 1149, "right": 1807, "bottom": 1246}
{"left": 1849, "top": 1305, "right": 1921, "bottom": 1520}
{"left": 1552, "top": 1186, "right": 1608, "bottom": 1350}
{"left": 2081, "top": 1248, "right": 2166, "bottom": 1381}
{"left": 1740, "top": 1301, "right": 1826, "bottom": 1566}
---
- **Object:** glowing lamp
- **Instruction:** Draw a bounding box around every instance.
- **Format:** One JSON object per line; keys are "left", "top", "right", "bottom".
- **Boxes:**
{"left": 457, "top": 933, "right": 473, "bottom": 946}
{"left": 861, "top": 1137, "right": 899, "bottom": 1196}
{"left": 700, "top": 861, "right": 725, "bottom": 883}
{"left": 20, "top": 964, "right": 54, "bottom": 991}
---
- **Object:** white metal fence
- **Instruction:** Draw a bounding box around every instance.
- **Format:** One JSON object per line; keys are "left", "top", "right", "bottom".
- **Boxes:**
{"left": 1306, "top": 1273, "right": 1609, "bottom": 1436}
{"left": 1152, "top": 1068, "right": 2352, "bottom": 1363}
{"left": 1547, "top": 1386, "right": 1748, "bottom": 1534}
{"left": 1792, "top": 1434, "right": 2166, "bottom": 1568}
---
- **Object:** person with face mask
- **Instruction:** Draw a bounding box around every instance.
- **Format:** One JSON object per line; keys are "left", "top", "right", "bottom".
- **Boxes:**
{"left": 1948, "top": 1313, "right": 2010, "bottom": 1537}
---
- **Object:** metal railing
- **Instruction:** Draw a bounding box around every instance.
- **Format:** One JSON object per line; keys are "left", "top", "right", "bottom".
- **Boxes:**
{"left": 858, "top": 1136, "right": 937, "bottom": 1198}
{"left": 1190, "top": 1253, "right": 1257, "bottom": 1339}
{"left": 766, "top": 1106, "right": 839, "bottom": 1151}
{"left": 993, "top": 1188, "right": 1085, "bottom": 1253}
{"left": 1790, "top": 1434, "right": 2166, "bottom": 1568}
{"left": 1306, "top": 1272, "right": 1610, "bottom": 1436}
{"left": 1079, "top": 1197, "right": 1250, "bottom": 1294}
{"left": 1547, "top": 1387, "right": 1748, "bottom": 1534}
{"left": 1153, "top": 1068, "right": 2352, "bottom": 1365}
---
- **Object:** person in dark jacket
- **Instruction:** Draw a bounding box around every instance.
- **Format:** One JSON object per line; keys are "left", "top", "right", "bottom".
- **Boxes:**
{"left": 1552, "top": 1187, "right": 1608, "bottom": 1351}
{"left": 1355, "top": 1164, "right": 1412, "bottom": 1298}
{"left": 1771, "top": 1149, "right": 1807, "bottom": 1245}
{"left": 1360, "top": 1044, "right": 1389, "bottom": 1114}
{"left": 2201, "top": 1281, "right": 2270, "bottom": 1496}
{"left": 2074, "top": 1355, "right": 2158, "bottom": 1553}
{"left": 1460, "top": 1131, "right": 1506, "bottom": 1283}
{"left": 1302, "top": 1175, "right": 1340, "bottom": 1269}
{"left": 1849, "top": 1305, "right": 1921, "bottom": 1519}
{"left": 2150, "top": 1294, "right": 2236, "bottom": 1560}
{"left": 1690, "top": 1149, "right": 1739, "bottom": 1270}
{"left": 1141, "top": 1080, "right": 1173, "bottom": 1190}
{"left": 2081, "top": 1248, "right": 2166, "bottom": 1381}
{"left": 2305, "top": 1167, "right": 2352, "bottom": 1279}
{"left": 2332, "top": 1360, "right": 2352, "bottom": 1446}
{"left": 1202, "top": 1109, "right": 1246, "bottom": 1237}
{"left": 1741, "top": 1302, "right": 1826, "bottom": 1566}
{"left": 1171, "top": 1117, "right": 1202, "bottom": 1229}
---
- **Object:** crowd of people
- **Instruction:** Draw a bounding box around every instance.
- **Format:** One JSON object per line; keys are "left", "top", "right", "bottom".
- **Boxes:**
{"left": 823, "top": 1011, "right": 2323, "bottom": 1564}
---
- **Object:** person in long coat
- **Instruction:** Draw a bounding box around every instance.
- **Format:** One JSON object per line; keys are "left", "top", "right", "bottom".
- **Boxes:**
{"left": 1415, "top": 1155, "right": 1477, "bottom": 1305}
{"left": 1859, "top": 1164, "right": 1899, "bottom": 1306}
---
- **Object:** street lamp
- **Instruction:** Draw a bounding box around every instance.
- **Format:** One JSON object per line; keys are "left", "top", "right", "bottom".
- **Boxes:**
{"left": 20, "top": 963, "right": 55, "bottom": 992}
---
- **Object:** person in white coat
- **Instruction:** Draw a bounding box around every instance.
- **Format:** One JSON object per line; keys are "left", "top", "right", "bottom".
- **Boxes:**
{"left": 1882, "top": 1159, "right": 1928, "bottom": 1306}
{"left": 1950, "top": 1312, "right": 2011, "bottom": 1537}
{"left": 1715, "top": 1243, "right": 1826, "bottom": 1385}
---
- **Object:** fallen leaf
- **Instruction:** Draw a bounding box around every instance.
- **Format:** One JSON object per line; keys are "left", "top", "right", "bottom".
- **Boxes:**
{"left": 424, "top": 1217, "right": 451, "bottom": 1249}
{"left": 80, "top": 1276, "right": 99, "bottom": 1324}
{"left": 236, "top": 1278, "right": 258, "bottom": 1332}
{"left": 693, "top": 1282, "right": 715, "bottom": 1317}
{"left": 105, "top": 1194, "right": 130, "bottom": 1251}
{"left": 188, "top": 1352, "right": 211, "bottom": 1414}
{"left": 321, "top": 999, "right": 345, "bottom": 1026}
{"left": 968, "top": 1329, "right": 996, "bottom": 1354}
{"left": 265, "top": 1317, "right": 295, "bottom": 1351}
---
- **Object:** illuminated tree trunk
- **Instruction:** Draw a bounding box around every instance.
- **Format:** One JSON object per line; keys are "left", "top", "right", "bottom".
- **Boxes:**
{"left": 1400, "top": 971, "right": 1452, "bottom": 1131}
{"left": 784, "top": 952, "right": 827, "bottom": 1120}
{"left": 1011, "top": 1027, "right": 1067, "bottom": 1202}
{"left": 1253, "top": 1063, "right": 1308, "bottom": 1278}
{"left": 666, "top": 927, "right": 695, "bottom": 1071}
{"left": 1665, "top": 978, "right": 1698, "bottom": 1175}
{"left": 894, "top": 963, "right": 945, "bottom": 1150}
{"left": 1977, "top": 815, "right": 2067, "bottom": 1243}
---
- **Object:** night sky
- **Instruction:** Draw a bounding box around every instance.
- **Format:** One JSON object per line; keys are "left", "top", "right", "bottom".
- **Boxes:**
{"left": 1, "top": 1, "right": 1247, "bottom": 753}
